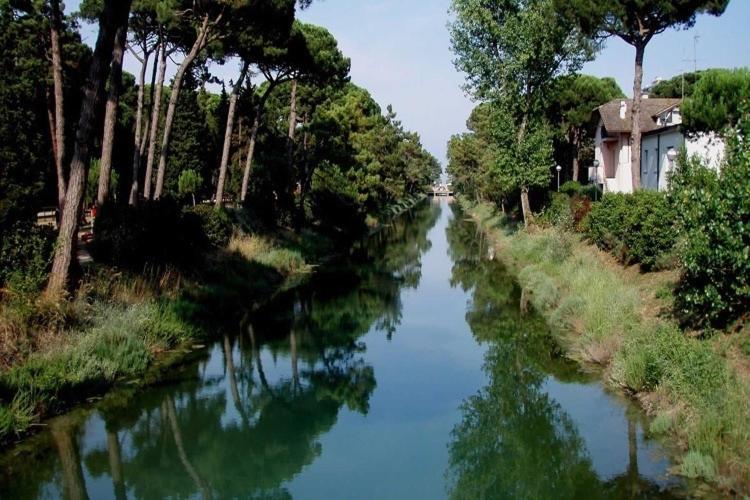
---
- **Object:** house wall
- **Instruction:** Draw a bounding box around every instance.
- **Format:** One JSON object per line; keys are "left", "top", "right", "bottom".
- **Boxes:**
{"left": 594, "top": 122, "right": 633, "bottom": 193}
{"left": 686, "top": 132, "right": 725, "bottom": 171}
{"left": 641, "top": 128, "right": 684, "bottom": 191}
{"left": 595, "top": 129, "right": 726, "bottom": 194}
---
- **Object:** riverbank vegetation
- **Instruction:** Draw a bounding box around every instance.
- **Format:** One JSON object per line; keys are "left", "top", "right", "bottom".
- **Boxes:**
{"left": 0, "top": 0, "right": 439, "bottom": 444}
{"left": 448, "top": 0, "right": 748, "bottom": 493}
{"left": 462, "top": 197, "right": 750, "bottom": 493}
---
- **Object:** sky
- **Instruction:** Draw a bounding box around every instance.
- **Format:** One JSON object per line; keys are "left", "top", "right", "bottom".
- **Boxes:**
{"left": 71, "top": 0, "right": 750, "bottom": 166}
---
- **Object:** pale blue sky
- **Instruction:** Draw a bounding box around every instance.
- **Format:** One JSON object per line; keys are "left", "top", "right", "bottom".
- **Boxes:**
{"left": 72, "top": 0, "right": 750, "bottom": 165}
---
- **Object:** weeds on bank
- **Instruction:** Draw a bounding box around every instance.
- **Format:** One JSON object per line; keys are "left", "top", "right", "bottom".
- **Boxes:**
{"left": 464, "top": 198, "right": 750, "bottom": 493}
{"left": 228, "top": 234, "right": 313, "bottom": 276}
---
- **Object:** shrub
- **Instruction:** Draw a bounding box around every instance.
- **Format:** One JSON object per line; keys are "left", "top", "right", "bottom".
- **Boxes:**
{"left": 185, "top": 205, "right": 233, "bottom": 248}
{"left": 669, "top": 120, "right": 750, "bottom": 326}
{"left": 540, "top": 193, "right": 574, "bottom": 230}
{"left": 587, "top": 191, "right": 677, "bottom": 270}
{"left": 560, "top": 180, "right": 582, "bottom": 196}
{"left": 0, "top": 222, "right": 55, "bottom": 292}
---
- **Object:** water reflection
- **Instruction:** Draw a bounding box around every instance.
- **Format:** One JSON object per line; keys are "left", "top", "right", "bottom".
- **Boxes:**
{"left": 444, "top": 203, "right": 680, "bottom": 499}
{"left": 0, "top": 202, "right": 442, "bottom": 500}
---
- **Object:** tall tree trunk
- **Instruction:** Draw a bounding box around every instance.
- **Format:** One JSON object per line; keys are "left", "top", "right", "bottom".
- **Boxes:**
{"left": 520, "top": 187, "right": 533, "bottom": 227}
{"left": 50, "top": 0, "right": 66, "bottom": 210}
{"left": 45, "top": 0, "right": 132, "bottom": 300}
{"left": 286, "top": 79, "right": 298, "bottom": 169}
{"left": 51, "top": 417, "right": 89, "bottom": 500}
{"left": 571, "top": 128, "right": 580, "bottom": 182}
{"left": 46, "top": 87, "right": 59, "bottom": 175}
{"left": 143, "top": 39, "right": 167, "bottom": 200}
{"left": 97, "top": 21, "right": 128, "bottom": 207}
{"left": 516, "top": 113, "right": 533, "bottom": 227}
{"left": 240, "top": 84, "right": 275, "bottom": 202}
{"left": 630, "top": 42, "right": 645, "bottom": 191}
{"left": 140, "top": 45, "right": 159, "bottom": 156}
{"left": 154, "top": 15, "right": 211, "bottom": 200}
{"left": 215, "top": 62, "right": 249, "bottom": 208}
{"left": 297, "top": 114, "right": 310, "bottom": 224}
{"left": 129, "top": 47, "right": 152, "bottom": 206}
{"left": 106, "top": 429, "right": 126, "bottom": 500}
{"left": 49, "top": 1, "right": 65, "bottom": 182}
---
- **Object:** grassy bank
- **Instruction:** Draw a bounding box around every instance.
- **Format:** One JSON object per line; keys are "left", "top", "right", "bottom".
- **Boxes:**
{"left": 462, "top": 198, "right": 750, "bottom": 495}
{"left": 0, "top": 228, "right": 324, "bottom": 445}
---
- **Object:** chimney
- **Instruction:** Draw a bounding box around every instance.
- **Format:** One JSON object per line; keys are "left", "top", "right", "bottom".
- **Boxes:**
{"left": 619, "top": 100, "right": 627, "bottom": 120}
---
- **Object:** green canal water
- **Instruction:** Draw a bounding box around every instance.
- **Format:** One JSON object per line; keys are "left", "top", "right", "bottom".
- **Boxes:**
{"left": 0, "top": 200, "right": 689, "bottom": 499}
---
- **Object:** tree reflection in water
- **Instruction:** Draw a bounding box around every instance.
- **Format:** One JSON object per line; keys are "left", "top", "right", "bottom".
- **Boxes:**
{"left": 0, "top": 201, "right": 441, "bottom": 500}
{"left": 444, "top": 203, "right": 681, "bottom": 500}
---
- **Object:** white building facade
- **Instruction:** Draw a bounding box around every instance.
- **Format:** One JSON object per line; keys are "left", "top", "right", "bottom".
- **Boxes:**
{"left": 592, "top": 98, "right": 724, "bottom": 193}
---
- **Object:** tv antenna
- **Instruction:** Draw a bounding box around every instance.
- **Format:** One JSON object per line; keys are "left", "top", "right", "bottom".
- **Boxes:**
{"left": 680, "top": 34, "right": 701, "bottom": 99}
{"left": 692, "top": 34, "right": 701, "bottom": 73}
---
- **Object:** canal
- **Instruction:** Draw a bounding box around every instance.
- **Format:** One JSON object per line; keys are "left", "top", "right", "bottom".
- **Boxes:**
{"left": 0, "top": 200, "right": 686, "bottom": 499}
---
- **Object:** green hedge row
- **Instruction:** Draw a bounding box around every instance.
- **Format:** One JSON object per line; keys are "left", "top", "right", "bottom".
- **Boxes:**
{"left": 586, "top": 191, "right": 677, "bottom": 271}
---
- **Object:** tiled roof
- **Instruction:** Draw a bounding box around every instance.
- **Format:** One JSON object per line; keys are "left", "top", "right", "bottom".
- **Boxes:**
{"left": 596, "top": 98, "right": 682, "bottom": 134}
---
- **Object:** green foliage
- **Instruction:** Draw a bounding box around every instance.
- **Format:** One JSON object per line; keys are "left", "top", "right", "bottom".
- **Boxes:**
{"left": 0, "top": 3, "right": 91, "bottom": 228}
{"left": 539, "top": 193, "right": 575, "bottom": 231}
{"left": 669, "top": 114, "right": 750, "bottom": 327}
{"left": 682, "top": 68, "right": 750, "bottom": 134}
{"left": 555, "top": 0, "right": 730, "bottom": 46}
{"left": 0, "top": 393, "right": 34, "bottom": 438}
{"left": 649, "top": 412, "right": 673, "bottom": 435}
{"left": 185, "top": 205, "right": 233, "bottom": 248}
{"left": 681, "top": 451, "right": 717, "bottom": 481}
{"left": 560, "top": 181, "right": 582, "bottom": 196}
{"left": 0, "top": 301, "right": 196, "bottom": 421}
{"left": 468, "top": 201, "right": 750, "bottom": 491}
{"left": 0, "top": 222, "right": 55, "bottom": 293}
{"left": 177, "top": 169, "right": 202, "bottom": 203}
{"left": 255, "top": 248, "right": 308, "bottom": 275}
{"left": 166, "top": 79, "right": 215, "bottom": 197}
{"left": 253, "top": 81, "right": 439, "bottom": 231}
{"left": 449, "top": 0, "right": 592, "bottom": 221}
{"left": 86, "top": 158, "right": 119, "bottom": 206}
{"left": 649, "top": 71, "right": 704, "bottom": 98}
{"left": 447, "top": 104, "right": 502, "bottom": 202}
{"left": 553, "top": 75, "right": 624, "bottom": 131}
{"left": 587, "top": 191, "right": 677, "bottom": 270}
{"left": 449, "top": 0, "right": 592, "bottom": 102}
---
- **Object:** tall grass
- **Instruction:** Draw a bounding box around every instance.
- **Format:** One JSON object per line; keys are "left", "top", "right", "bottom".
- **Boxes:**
{"left": 228, "top": 234, "right": 312, "bottom": 276}
{"left": 0, "top": 272, "right": 200, "bottom": 444}
{"left": 465, "top": 199, "right": 750, "bottom": 493}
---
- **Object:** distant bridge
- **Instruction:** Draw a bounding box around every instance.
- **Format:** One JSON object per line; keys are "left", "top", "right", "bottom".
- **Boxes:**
{"left": 428, "top": 184, "right": 454, "bottom": 197}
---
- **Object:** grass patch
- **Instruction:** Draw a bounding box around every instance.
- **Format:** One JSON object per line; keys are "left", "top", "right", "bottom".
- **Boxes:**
{"left": 681, "top": 451, "right": 717, "bottom": 481}
{"left": 0, "top": 300, "right": 198, "bottom": 440}
{"left": 228, "top": 234, "right": 313, "bottom": 276}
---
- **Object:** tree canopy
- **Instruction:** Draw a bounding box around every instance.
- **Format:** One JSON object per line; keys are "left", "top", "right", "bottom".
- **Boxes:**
{"left": 682, "top": 67, "right": 750, "bottom": 134}
{"left": 449, "top": 0, "right": 593, "bottom": 223}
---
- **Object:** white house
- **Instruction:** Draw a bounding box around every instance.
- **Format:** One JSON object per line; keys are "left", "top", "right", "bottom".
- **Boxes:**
{"left": 592, "top": 98, "right": 724, "bottom": 193}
